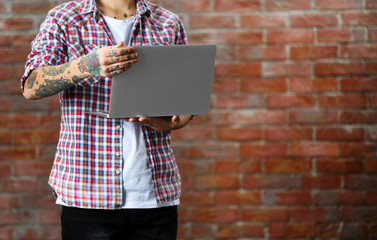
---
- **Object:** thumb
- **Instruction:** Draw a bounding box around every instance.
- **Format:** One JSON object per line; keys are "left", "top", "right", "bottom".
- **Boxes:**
{"left": 117, "top": 41, "right": 124, "bottom": 47}
{"left": 172, "top": 116, "right": 180, "bottom": 124}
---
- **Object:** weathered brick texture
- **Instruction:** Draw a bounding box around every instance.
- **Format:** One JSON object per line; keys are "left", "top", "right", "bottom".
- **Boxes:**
{"left": 0, "top": 0, "right": 376, "bottom": 239}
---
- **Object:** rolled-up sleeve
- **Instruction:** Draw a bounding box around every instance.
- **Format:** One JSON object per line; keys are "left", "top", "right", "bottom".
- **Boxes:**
{"left": 21, "top": 12, "right": 67, "bottom": 93}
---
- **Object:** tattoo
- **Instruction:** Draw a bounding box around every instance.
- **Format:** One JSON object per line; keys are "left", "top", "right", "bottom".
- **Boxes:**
{"left": 111, "top": 56, "right": 120, "bottom": 63}
{"left": 25, "top": 71, "right": 38, "bottom": 89}
{"left": 72, "top": 76, "right": 82, "bottom": 84}
{"left": 34, "top": 77, "right": 73, "bottom": 98}
{"left": 121, "top": 49, "right": 129, "bottom": 54}
{"left": 78, "top": 51, "right": 101, "bottom": 76}
{"left": 109, "top": 65, "right": 119, "bottom": 71}
{"left": 109, "top": 49, "right": 117, "bottom": 56}
{"left": 41, "top": 62, "right": 71, "bottom": 76}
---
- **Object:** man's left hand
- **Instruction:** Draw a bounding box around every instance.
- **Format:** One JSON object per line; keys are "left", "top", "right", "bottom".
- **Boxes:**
{"left": 125, "top": 115, "right": 191, "bottom": 132}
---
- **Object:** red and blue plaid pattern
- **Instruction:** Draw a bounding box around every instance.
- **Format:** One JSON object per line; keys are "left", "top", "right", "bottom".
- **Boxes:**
{"left": 21, "top": 0, "right": 187, "bottom": 209}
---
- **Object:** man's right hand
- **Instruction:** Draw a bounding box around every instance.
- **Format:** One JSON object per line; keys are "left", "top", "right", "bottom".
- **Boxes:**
{"left": 78, "top": 41, "right": 139, "bottom": 77}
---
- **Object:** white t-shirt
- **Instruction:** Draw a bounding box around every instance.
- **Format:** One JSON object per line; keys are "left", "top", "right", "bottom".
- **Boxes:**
{"left": 56, "top": 14, "right": 179, "bottom": 208}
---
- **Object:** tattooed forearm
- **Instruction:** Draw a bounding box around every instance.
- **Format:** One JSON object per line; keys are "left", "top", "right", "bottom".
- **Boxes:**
{"left": 78, "top": 51, "right": 101, "bottom": 76}
{"left": 41, "top": 62, "right": 72, "bottom": 76}
{"left": 34, "top": 77, "right": 73, "bottom": 98}
{"left": 25, "top": 71, "right": 38, "bottom": 89}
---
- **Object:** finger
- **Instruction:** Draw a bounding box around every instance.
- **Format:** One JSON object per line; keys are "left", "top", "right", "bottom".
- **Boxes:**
{"left": 172, "top": 115, "right": 180, "bottom": 124}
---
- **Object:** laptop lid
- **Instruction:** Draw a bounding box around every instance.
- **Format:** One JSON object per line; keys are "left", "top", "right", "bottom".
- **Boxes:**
{"left": 107, "top": 44, "right": 217, "bottom": 118}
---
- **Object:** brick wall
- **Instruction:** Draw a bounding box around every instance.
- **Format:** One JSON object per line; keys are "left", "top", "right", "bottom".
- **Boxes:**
{"left": 0, "top": 0, "right": 376, "bottom": 239}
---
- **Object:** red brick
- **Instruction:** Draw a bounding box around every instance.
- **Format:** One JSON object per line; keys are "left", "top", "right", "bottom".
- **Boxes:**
{"left": 265, "top": 0, "right": 311, "bottom": 10}
{"left": 314, "top": 190, "right": 363, "bottom": 205}
{"left": 189, "top": 143, "right": 237, "bottom": 158}
{"left": 215, "top": 224, "right": 239, "bottom": 238}
{"left": 0, "top": 211, "right": 13, "bottom": 225}
{"left": 267, "top": 94, "right": 316, "bottom": 108}
{"left": 194, "top": 175, "right": 239, "bottom": 189}
{"left": 241, "top": 78, "right": 286, "bottom": 92}
{"left": 189, "top": 15, "right": 235, "bottom": 28}
{"left": 266, "top": 126, "right": 312, "bottom": 140}
{"left": 341, "top": 44, "right": 377, "bottom": 58}
{"left": 180, "top": 192, "right": 211, "bottom": 206}
{"left": 315, "top": 0, "right": 362, "bottom": 9}
{"left": 191, "top": 208, "right": 238, "bottom": 222}
{"left": 343, "top": 12, "right": 377, "bottom": 26}
{"left": 318, "top": 223, "right": 368, "bottom": 238}
{"left": 366, "top": 158, "right": 377, "bottom": 173}
{"left": 241, "top": 14, "right": 285, "bottom": 27}
{"left": 267, "top": 29, "right": 314, "bottom": 43}
{"left": 291, "top": 142, "right": 339, "bottom": 156}
{"left": 11, "top": 2, "right": 53, "bottom": 13}
{"left": 215, "top": 30, "right": 263, "bottom": 44}
{"left": 216, "top": 127, "right": 261, "bottom": 141}
{"left": 235, "top": 110, "right": 286, "bottom": 124}
{"left": 13, "top": 129, "right": 59, "bottom": 144}
{"left": 366, "top": 61, "right": 377, "bottom": 74}
{"left": 315, "top": 61, "right": 364, "bottom": 75}
{"left": 371, "top": 93, "right": 377, "bottom": 107}
{"left": 290, "top": 77, "right": 338, "bottom": 92}
{"left": 39, "top": 209, "right": 60, "bottom": 224}
{"left": 243, "top": 175, "right": 290, "bottom": 189}
{"left": 214, "top": 0, "right": 261, "bottom": 11}
{"left": 187, "top": 31, "right": 214, "bottom": 44}
{"left": 0, "top": 227, "right": 12, "bottom": 240}
{"left": 263, "top": 61, "right": 311, "bottom": 77}
{"left": 172, "top": 127, "right": 212, "bottom": 141}
{"left": 213, "top": 95, "right": 264, "bottom": 108}
{"left": 367, "top": 191, "right": 377, "bottom": 205}
{"left": 0, "top": 65, "right": 11, "bottom": 79}
{"left": 291, "top": 207, "right": 340, "bottom": 221}
{"left": 240, "top": 224, "right": 265, "bottom": 238}
{"left": 289, "top": 110, "right": 338, "bottom": 123}
{"left": 318, "top": 28, "right": 366, "bottom": 42}
{"left": 262, "top": 191, "right": 312, "bottom": 205}
{"left": 0, "top": 146, "right": 36, "bottom": 160}
{"left": 341, "top": 142, "right": 377, "bottom": 157}
{"left": 0, "top": 17, "right": 34, "bottom": 30}
{"left": 316, "top": 126, "right": 364, "bottom": 140}
{"left": 367, "top": 0, "right": 377, "bottom": 8}
{"left": 190, "top": 224, "right": 215, "bottom": 238}
{"left": 212, "top": 78, "right": 237, "bottom": 93}
{"left": 345, "top": 175, "right": 377, "bottom": 190}
{"left": 340, "top": 110, "right": 369, "bottom": 123}
{"left": 0, "top": 35, "right": 10, "bottom": 47}
{"left": 241, "top": 208, "right": 288, "bottom": 221}
{"left": 0, "top": 48, "right": 30, "bottom": 63}
{"left": 370, "top": 27, "right": 377, "bottom": 41}
{"left": 215, "top": 62, "right": 261, "bottom": 77}
{"left": 290, "top": 13, "right": 338, "bottom": 26}
{"left": 0, "top": 179, "right": 38, "bottom": 193}
{"left": 294, "top": 175, "right": 341, "bottom": 188}
{"left": 240, "top": 143, "right": 287, "bottom": 157}
{"left": 317, "top": 158, "right": 363, "bottom": 173}
{"left": 177, "top": 160, "right": 213, "bottom": 175}
{"left": 269, "top": 223, "right": 316, "bottom": 238}
{"left": 214, "top": 191, "right": 260, "bottom": 205}
{"left": 265, "top": 159, "right": 311, "bottom": 173}
{"left": 239, "top": 160, "right": 261, "bottom": 173}
{"left": 160, "top": 0, "right": 210, "bottom": 12}
{"left": 0, "top": 113, "right": 38, "bottom": 128}
{"left": 14, "top": 161, "right": 52, "bottom": 177}
{"left": 290, "top": 45, "right": 338, "bottom": 59}
{"left": 344, "top": 207, "right": 377, "bottom": 221}
{"left": 341, "top": 77, "right": 377, "bottom": 91}
{"left": 189, "top": 112, "right": 234, "bottom": 126}
{"left": 239, "top": 46, "right": 286, "bottom": 60}
{"left": 0, "top": 195, "right": 11, "bottom": 209}
{"left": 215, "top": 160, "right": 240, "bottom": 173}
{"left": 319, "top": 94, "right": 367, "bottom": 108}
{"left": 0, "top": 163, "right": 11, "bottom": 177}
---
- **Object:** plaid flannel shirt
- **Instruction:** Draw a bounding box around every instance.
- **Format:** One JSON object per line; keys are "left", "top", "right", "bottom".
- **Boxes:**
{"left": 21, "top": 0, "right": 187, "bottom": 209}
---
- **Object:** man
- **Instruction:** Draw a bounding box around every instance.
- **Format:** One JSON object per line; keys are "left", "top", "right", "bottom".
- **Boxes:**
{"left": 21, "top": 0, "right": 191, "bottom": 239}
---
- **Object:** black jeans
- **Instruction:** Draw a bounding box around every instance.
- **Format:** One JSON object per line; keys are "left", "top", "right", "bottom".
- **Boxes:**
{"left": 61, "top": 206, "right": 178, "bottom": 240}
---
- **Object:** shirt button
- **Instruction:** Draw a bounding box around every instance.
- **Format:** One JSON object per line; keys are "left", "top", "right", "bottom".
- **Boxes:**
{"left": 115, "top": 169, "right": 121, "bottom": 175}
{"left": 116, "top": 152, "right": 121, "bottom": 157}
{"left": 116, "top": 125, "right": 122, "bottom": 130}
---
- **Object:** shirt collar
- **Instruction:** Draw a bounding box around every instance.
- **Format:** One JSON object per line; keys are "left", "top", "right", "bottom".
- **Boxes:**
{"left": 83, "top": 0, "right": 150, "bottom": 20}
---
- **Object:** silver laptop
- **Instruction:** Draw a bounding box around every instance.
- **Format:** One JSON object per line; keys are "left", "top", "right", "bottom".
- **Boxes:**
{"left": 88, "top": 44, "right": 217, "bottom": 118}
